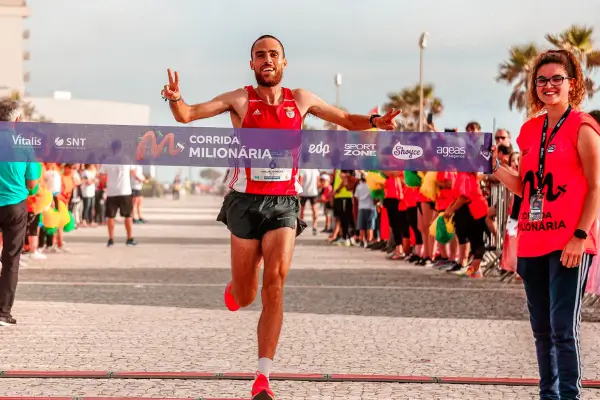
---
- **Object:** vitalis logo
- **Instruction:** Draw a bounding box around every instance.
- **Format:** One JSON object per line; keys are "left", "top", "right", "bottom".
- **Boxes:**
{"left": 12, "top": 134, "right": 42, "bottom": 147}
{"left": 392, "top": 142, "right": 423, "bottom": 160}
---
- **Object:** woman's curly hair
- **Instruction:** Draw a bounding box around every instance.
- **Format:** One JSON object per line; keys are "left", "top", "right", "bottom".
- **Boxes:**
{"left": 527, "top": 49, "right": 586, "bottom": 117}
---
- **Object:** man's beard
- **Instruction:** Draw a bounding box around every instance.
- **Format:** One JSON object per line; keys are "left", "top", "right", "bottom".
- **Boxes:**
{"left": 255, "top": 68, "right": 283, "bottom": 87}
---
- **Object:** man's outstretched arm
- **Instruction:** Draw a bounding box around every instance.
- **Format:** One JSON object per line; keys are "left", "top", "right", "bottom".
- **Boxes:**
{"left": 162, "top": 68, "right": 237, "bottom": 124}
{"left": 297, "top": 89, "right": 400, "bottom": 131}
{"left": 169, "top": 91, "right": 236, "bottom": 124}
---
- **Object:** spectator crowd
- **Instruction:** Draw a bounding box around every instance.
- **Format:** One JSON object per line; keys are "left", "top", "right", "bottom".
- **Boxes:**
{"left": 297, "top": 118, "right": 600, "bottom": 306}
{"left": 0, "top": 97, "right": 149, "bottom": 326}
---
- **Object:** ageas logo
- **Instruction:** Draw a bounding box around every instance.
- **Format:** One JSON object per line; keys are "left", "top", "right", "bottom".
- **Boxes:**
{"left": 436, "top": 146, "right": 466, "bottom": 159}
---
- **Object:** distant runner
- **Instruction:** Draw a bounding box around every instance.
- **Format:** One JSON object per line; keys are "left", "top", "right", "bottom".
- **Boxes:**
{"left": 162, "top": 34, "right": 399, "bottom": 400}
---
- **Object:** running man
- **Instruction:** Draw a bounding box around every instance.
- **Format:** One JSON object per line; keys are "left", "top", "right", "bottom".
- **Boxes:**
{"left": 161, "top": 34, "right": 400, "bottom": 400}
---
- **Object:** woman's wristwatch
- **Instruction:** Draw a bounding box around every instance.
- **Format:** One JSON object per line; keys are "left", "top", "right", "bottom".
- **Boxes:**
{"left": 492, "top": 158, "right": 500, "bottom": 173}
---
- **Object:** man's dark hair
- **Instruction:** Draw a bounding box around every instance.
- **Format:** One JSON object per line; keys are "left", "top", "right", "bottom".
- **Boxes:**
{"left": 589, "top": 109, "right": 600, "bottom": 124}
{"left": 250, "top": 35, "right": 285, "bottom": 59}
{"left": 0, "top": 98, "right": 20, "bottom": 122}
{"left": 465, "top": 121, "right": 481, "bottom": 131}
{"left": 498, "top": 144, "right": 513, "bottom": 156}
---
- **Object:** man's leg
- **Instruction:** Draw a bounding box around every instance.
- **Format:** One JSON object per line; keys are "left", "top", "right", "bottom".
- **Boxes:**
{"left": 105, "top": 196, "right": 118, "bottom": 245}
{"left": 0, "top": 201, "right": 28, "bottom": 324}
{"left": 120, "top": 195, "right": 136, "bottom": 244}
{"left": 229, "top": 235, "right": 262, "bottom": 308}
{"left": 137, "top": 196, "right": 145, "bottom": 221}
{"left": 218, "top": 191, "right": 263, "bottom": 311}
{"left": 107, "top": 218, "right": 116, "bottom": 239}
{"left": 258, "top": 227, "right": 295, "bottom": 360}
{"left": 310, "top": 199, "right": 318, "bottom": 232}
{"left": 299, "top": 197, "right": 306, "bottom": 221}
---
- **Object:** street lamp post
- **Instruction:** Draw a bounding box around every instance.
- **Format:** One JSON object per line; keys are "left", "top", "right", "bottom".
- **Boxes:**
{"left": 418, "top": 32, "right": 428, "bottom": 132}
{"left": 334, "top": 73, "right": 342, "bottom": 130}
{"left": 334, "top": 73, "right": 342, "bottom": 107}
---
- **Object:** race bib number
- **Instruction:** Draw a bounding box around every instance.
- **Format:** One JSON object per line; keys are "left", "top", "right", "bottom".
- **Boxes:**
{"left": 529, "top": 193, "right": 544, "bottom": 222}
{"left": 250, "top": 152, "right": 293, "bottom": 182}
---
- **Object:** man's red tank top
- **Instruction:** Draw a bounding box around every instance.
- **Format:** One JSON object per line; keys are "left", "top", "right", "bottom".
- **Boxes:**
{"left": 227, "top": 86, "right": 303, "bottom": 196}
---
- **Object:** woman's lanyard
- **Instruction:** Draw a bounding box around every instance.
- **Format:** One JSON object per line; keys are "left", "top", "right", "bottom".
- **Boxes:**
{"left": 536, "top": 106, "right": 572, "bottom": 195}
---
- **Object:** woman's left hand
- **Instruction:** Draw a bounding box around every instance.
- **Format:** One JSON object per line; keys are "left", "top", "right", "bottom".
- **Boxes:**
{"left": 443, "top": 210, "right": 454, "bottom": 220}
{"left": 561, "top": 237, "right": 585, "bottom": 268}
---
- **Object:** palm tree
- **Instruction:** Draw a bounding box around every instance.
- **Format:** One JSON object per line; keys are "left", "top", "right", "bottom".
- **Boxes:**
{"left": 382, "top": 84, "right": 443, "bottom": 131}
{"left": 545, "top": 24, "right": 600, "bottom": 98}
{"left": 9, "top": 90, "right": 51, "bottom": 122}
{"left": 496, "top": 43, "right": 539, "bottom": 112}
{"left": 497, "top": 25, "right": 600, "bottom": 112}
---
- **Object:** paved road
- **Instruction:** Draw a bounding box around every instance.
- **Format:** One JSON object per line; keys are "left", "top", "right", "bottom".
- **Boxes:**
{"left": 2, "top": 195, "right": 599, "bottom": 399}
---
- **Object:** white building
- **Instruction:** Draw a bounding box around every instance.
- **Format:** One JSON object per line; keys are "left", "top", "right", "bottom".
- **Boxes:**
{"left": 26, "top": 92, "right": 151, "bottom": 125}
{"left": 0, "top": 0, "right": 156, "bottom": 178}
{"left": 0, "top": 0, "right": 29, "bottom": 97}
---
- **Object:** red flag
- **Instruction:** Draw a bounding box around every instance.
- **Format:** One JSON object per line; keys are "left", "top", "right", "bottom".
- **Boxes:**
{"left": 368, "top": 106, "right": 380, "bottom": 115}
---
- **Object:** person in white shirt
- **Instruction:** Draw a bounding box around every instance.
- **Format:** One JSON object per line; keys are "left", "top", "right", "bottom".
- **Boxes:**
{"left": 80, "top": 164, "right": 97, "bottom": 226}
{"left": 69, "top": 164, "right": 82, "bottom": 226}
{"left": 98, "top": 162, "right": 138, "bottom": 247}
{"left": 44, "top": 164, "right": 62, "bottom": 196}
{"left": 354, "top": 173, "right": 376, "bottom": 247}
{"left": 130, "top": 165, "right": 147, "bottom": 223}
{"left": 298, "top": 169, "right": 320, "bottom": 235}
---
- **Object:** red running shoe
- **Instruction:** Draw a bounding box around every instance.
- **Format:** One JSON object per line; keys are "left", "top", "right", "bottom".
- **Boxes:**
{"left": 224, "top": 281, "right": 240, "bottom": 312}
{"left": 251, "top": 373, "right": 275, "bottom": 400}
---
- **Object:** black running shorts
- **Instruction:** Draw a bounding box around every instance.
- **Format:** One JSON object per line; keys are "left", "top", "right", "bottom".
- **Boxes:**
{"left": 217, "top": 190, "right": 307, "bottom": 240}
{"left": 26, "top": 212, "right": 40, "bottom": 237}
{"left": 299, "top": 196, "right": 317, "bottom": 206}
{"left": 105, "top": 195, "right": 133, "bottom": 218}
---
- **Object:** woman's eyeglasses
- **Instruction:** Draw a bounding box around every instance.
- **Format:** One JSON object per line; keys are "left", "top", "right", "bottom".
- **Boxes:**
{"left": 535, "top": 75, "right": 571, "bottom": 87}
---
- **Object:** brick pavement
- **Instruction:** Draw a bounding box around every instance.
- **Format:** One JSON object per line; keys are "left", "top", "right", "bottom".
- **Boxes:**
{"left": 2, "top": 378, "right": 599, "bottom": 399}
{"left": 2, "top": 195, "right": 599, "bottom": 399}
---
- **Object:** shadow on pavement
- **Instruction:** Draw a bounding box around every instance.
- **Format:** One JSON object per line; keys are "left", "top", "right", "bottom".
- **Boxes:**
{"left": 62, "top": 236, "right": 334, "bottom": 246}
{"left": 20, "top": 267, "right": 597, "bottom": 322}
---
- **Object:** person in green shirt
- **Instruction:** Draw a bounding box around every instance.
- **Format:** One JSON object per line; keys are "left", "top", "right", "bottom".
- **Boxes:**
{"left": 0, "top": 98, "right": 40, "bottom": 326}
{"left": 331, "top": 170, "right": 357, "bottom": 246}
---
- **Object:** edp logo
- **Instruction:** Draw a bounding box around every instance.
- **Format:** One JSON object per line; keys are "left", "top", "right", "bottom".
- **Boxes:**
{"left": 308, "top": 141, "right": 330, "bottom": 156}
{"left": 392, "top": 142, "right": 424, "bottom": 160}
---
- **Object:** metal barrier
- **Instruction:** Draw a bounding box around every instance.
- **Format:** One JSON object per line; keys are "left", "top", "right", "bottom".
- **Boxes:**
{"left": 482, "top": 182, "right": 599, "bottom": 309}
{"left": 481, "top": 182, "right": 511, "bottom": 277}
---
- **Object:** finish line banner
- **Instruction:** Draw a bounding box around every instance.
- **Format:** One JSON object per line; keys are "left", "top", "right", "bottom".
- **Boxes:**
{"left": 0, "top": 122, "right": 493, "bottom": 173}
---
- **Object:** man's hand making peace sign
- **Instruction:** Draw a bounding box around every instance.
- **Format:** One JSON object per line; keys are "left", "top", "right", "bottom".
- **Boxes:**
{"left": 161, "top": 69, "right": 181, "bottom": 102}
{"left": 371, "top": 108, "right": 402, "bottom": 131}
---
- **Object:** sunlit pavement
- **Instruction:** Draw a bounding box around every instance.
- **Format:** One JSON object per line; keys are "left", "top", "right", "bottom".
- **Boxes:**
{"left": 2, "top": 195, "right": 599, "bottom": 399}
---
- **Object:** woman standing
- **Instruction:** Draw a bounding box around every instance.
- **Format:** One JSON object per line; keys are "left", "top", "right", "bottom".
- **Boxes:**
{"left": 492, "top": 49, "right": 600, "bottom": 399}
{"left": 382, "top": 173, "right": 404, "bottom": 259}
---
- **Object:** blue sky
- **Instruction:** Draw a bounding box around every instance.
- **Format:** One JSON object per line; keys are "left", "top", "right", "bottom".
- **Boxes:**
{"left": 24, "top": 0, "right": 600, "bottom": 181}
